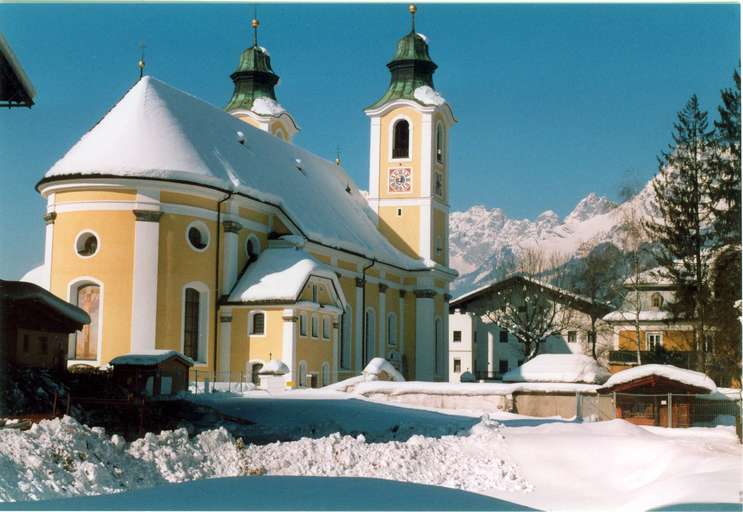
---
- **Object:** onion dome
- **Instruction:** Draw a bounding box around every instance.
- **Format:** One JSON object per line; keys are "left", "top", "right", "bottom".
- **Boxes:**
{"left": 225, "top": 18, "right": 281, "bottom": 113}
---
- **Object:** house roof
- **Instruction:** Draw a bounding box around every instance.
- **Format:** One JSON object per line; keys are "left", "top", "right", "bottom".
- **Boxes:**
{"left": 227, "top": 245, "right": 346, "bottom": 306}
{"left": 38, "top": 76, "right": 430, "bottom": 272}
{"left": 0, "top": 33, "right": 35, "bottom": 108}
{"left": 0, "top": 279, "right": 89, "bottom": 331}
{"left": 109, "top": 349, "right": 194, "bottom": 367}
{"left": 599, "top": 364, "right": 716, "bottom": 393}
{"left": 502, "top": 354, "right": 611, "bottom": 384}
{"left": 450, "top": 274, "right": 612, "bottom": 317}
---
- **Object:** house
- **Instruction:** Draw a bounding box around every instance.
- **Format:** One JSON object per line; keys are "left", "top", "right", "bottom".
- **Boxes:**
{"left": 599, "top": 364, "right": 716, "bottom": 427}
{"left": 448, "top": 275, "right": 612, "bottom": 383}
{"left": 21, "top": 7, "right": 456, "bottom": 388}
{"left": 110, "top": 350, "right": 194, "bottom": 398}
{"left": 0, "top": 279, "right": 89, "bottom": 373}
{"left": 0, "top": 33, "right": 35, "bottom": 108}
{"left": 603, "top": 267, "right": 695, "bottom": 373}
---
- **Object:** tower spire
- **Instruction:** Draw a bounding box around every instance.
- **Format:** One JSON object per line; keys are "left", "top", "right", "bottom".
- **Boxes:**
{"left": 137, "top": 43, "right": 145, "bottom": 80}
{"left": 252, "top": 12, "right": 259, "bottom": 47}
{"left": 409, "top": 4, "right": 416, "bottom": 33}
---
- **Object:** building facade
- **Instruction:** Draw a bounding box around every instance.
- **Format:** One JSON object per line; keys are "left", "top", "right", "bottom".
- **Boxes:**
{"left": 24, "top": 10, "right": 456, "bottom": 387}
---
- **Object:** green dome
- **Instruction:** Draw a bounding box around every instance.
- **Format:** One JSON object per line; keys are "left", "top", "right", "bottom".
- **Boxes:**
{"left": 225, "top": 45, "right": 280, "bottom": 112}
{"left": 367, "top": 32, "right": 438, "bottom": 110}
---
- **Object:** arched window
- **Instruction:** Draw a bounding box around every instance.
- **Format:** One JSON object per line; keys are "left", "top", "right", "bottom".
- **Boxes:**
{"left": 651, "top": 293, "right": 664, "bottom": 309}
{"left": 250, "top": 311, "right": 265, "bottom": 335}
{"left": 321, "top": 362, "right": 330, "bottom": 386}
{"left": 298, "top": 361, "right": 308, "bottom": 388}
{"left": 340, "top": 305, "right": 352, "bottom": 369}
{"left": 434, "top": 317, "right": 442, "bottom": 375}
{"left": 71, "top": 281, "right": 101, "bottom": 360}
{"left": 436, "top": 123, "right": 444, "bottom": 164}
{"left": 387, "top": 313, "right": 397, "bottom": 347}
{"left": 365, "top": 309, "right": 376, "bottom": 364}
{"left": 392, "top": 120, "right": 410, "bottom": 159}
{"left": 182, "top": 283, "right": 209, "bottom": 363}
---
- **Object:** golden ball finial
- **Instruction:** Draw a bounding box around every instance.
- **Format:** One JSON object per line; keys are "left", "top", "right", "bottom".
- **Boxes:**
{"left": 251, "top": 18, "right": 259, "bottom": 29}
{"left": 137, "top": 58, "right": 145, "bottom": 70}
{"left": 409, "top": 4, "right": 416, "bottom": 14}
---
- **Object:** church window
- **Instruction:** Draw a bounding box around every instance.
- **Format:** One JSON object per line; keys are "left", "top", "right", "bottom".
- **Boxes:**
{"left": 250, "top": 311, "right": 265, "bottom": 335}
{"left": 436, "top": 123, "right": 445, "bottom": 164}
{"left": 392, "top": 119, "right": 410, "bottom": 159}
{"left": 182, "top": 282, "right": 208, "bottom": 363}
{"left": 651, "top": 293, "right": 664, "bottom": 308}
{"left": 311, "top": 315, "right": 319, "bottom": 338}
{"left": 321, "top": 362, "right": 330, "bottom": 386}
{"left": 71, "top": 282, "right": 101, "bottom": 360}
{"left": 186, "top": 221, "right": 210, "bottom": 251}
{"left": 387, "top": 313, "right": 397, "bottom": 346}
{"left": 75, "top": 231, "right": 99, "bottom": 258}
{"left": 322, "top": 317, "right": 330, "bottom": 339}
{"left": 299, "top": 313, "right": 307, "bottom": 336}
{"left": 396, "top": 208, "right": 402, "bottom": 216}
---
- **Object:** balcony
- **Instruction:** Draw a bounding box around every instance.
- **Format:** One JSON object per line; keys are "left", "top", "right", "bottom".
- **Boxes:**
{"left": 609, "top": 350, "right": 696, "bottom": 368}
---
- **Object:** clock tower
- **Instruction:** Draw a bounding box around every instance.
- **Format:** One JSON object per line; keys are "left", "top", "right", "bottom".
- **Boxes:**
{"left": 364, "top": 5, "right": 455, "bottom": 266}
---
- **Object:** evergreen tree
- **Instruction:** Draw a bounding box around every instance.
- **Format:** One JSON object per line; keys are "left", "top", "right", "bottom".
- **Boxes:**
{"left": 644, "top": 95, "right": 716, "bottom": 371}
{"left": 711, "top": 67, "right": 741, "bottom": 245}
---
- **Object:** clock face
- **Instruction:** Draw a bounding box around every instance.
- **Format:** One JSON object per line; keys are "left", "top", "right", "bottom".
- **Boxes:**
{"left": 388, "top": 167, "right": 412, "bottom": 193}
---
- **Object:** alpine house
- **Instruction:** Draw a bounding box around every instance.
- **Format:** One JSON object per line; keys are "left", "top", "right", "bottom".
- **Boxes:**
{"left": 26, "top": 5, "right": 457, "bottom": 387}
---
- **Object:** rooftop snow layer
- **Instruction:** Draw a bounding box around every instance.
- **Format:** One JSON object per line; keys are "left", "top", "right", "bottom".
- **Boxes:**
{"left": 109, "top": 349, "right": 194, "bottom": 367}
{"left": 259, "top": 359, "right": 290, "bottom": 375}
{"left": 43, "top": 76, "right": 427, "bottom": 271}
{"left": 0, "top": 279, "right": 89, "bottom": 326}
{"left": 363, "top": 357, "right": 405, "bottom": 382}
{"left": 603, "top": 310, "right": 675, "bottom": 322}
{"left": 20, "top": 264, "right": 46, "bottom": 288}
{"left": 601, "top": 364, "right": 716, "bottom": 393}
{"left": 502, "top": 354, "right": 611, "bottom": 384}
{"left": 228, "top": 247, "right": 343, "bottom": 304}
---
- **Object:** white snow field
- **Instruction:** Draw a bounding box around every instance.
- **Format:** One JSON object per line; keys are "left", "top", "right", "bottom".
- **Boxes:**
{"left": 0, "top": 391, "right": 740, "bottom": 510}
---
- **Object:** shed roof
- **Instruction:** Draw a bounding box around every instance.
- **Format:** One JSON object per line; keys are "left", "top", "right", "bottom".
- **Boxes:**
{"left": 110, "top": 350, "right": 194, "bottom": 367}
{"left": 0, "top": 279, "right": 89, "bottom": 331}
{"left": 599, "top": 364, "right": 716, "bottom": 394}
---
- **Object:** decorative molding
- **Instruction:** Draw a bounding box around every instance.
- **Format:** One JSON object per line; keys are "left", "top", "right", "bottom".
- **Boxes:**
{"left": 378, "top": 283, "right": 388, "bottom": 294}
{"left": 223, "top": 220, "right": 242, "bottom": 234}
{"left": 355, "top": 277, "right": 366, "bottom": 288}
{"left": 43, "top": 212, "right": 57, "bottom": 225}
{"left": 414, "top": 289, "right": 437, "bottom": 299}
{"left": 132, "top": 210, "right": 163, "bottom": 222}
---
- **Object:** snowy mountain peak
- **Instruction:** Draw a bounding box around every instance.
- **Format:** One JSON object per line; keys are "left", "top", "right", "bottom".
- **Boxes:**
{"left": 565, "top": 193, "right": 616, "bottom": 224}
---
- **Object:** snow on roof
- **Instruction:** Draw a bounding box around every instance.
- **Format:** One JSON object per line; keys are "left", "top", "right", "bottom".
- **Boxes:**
{"left": 413, "top": 85, "right": 445, "bottom": 106}
{"left": 258, "top": 359, "right": 289, "bottom": 375}
{"left": 20, "top": 264, "right": 46, "bottom": 288}
{"left": 228, "top": 246, "right": 344, "bottom": 304}
{"left": 354, "top": 380, "right": 602, "bottom": 397}
{"left": 625, "top": 266, "right": 674, "bottom": 287}
{"left": 0, "top": 279, "right": 89, "bottom": 327}
{"left": 603, "top": 310, "right": 675, "bottom": 322}
{"left": 601, "top": 365, "right": 716, "bottom": 393}
{"left": 109, "top": 350, "right": 194, "bottom": 367}
{"left": 502, "top": 354, "right": 611, "bottom": 384}
{"left": 252, "top": 97, "right": 286, "bottom": 117}
{"left": 43, "top": 76, "right": 427, "bottom": 271}
{"left": 362, "top": 358, "right": 405, "bottom": 382}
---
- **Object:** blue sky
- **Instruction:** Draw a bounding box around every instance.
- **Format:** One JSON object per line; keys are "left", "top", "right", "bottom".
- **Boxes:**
{"left": 0, "top": 3, "right": 739, "bottom": 279}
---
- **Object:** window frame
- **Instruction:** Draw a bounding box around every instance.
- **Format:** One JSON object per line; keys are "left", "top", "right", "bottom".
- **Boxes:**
{"left": 185, "top": 221, "right": 210, "bottom": 253}
{"left": 67, "top": 277, "right": 104, "bottom": 365}
{"left": 386, "top": 312, "right": 397, "bottom": 347}
{"left": 453, "top": 330, "right": 462, "bottom": 343}
{"left": 311, "top": 314, "right": 319, "bottom": 338}
{"left": 453, "top": 358, "right": 461, "bottom": 373}
{"left": 646, "top": 332, "right": 663, "bottom": 350}
{"left": 322, "top": 316, "right": 331, "bottom": 340}
{"left": 299, "top": 313, "right": 307, "bottom": 337}
{"left": 567, "top": 330, "right": 578, "bottom": 343}
{"left": 389, "top": 116, "right": 413, "bottom": 162}
{"left": 435, "top": 121, "right": 445, "bottom": 165}
{"left": 180, "top": 281, "right": 209, "bottom": 365}
{"left": 74, "top": 230, "right": 101, "bottom": 259}
{"left": 249, "top": 310, "right": 267, "bottom": 337}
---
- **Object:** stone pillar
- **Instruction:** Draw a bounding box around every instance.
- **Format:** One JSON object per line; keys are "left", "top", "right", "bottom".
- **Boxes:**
{"left": 42, "top": 211, "right": 56, "bottom": 290}
{"left": 354, "top": 277, "right": 364, "bottom": 371}
{"left": 414, "top": 289, "right": 436, "bottom": 381}
{"left": 222, "top": 220, "right": 242, "bottom": 293}
{"left": 130, "top": 209, "right": 162, "bottom": 352}
{"left": 378, "top": 283, "right": 387, "bottom": 357}
{"left": 218, "top": 308, "right": 232, "bottom": 377}
{"left": 282, "top": 309, "right": 297, "bottom": 386}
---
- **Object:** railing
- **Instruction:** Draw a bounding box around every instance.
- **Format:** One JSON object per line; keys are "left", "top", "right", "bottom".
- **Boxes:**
{"left": 609, "top": 350, "right": 696, "bottom": 368}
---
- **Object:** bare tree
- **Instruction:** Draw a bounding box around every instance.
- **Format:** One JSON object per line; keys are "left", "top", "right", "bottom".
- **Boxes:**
{"left": 472, "top": 248, "right": 576, "bottom": 361}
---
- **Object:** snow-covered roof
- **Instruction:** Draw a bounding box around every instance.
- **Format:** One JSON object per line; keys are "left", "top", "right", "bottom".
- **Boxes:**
{"left": 625, "top": 267, "right": 674, "bottom": 287}
{"left": 502, "top": 354, "right": 611, "bottom": 384}
{"left": 413, "top": 85, "right": 445, "bottom": 106}
{"left": 603, "top": 310, "right": 678, "bottom": 322}
{"left": 0, "top": 279, "right": 89, "bottom": 327}
{"left": 20, "top": 264, "right": 46, "bottom": 288}
{"left": 362, "top": 357, "right": 405, "bottom": 382}
{"left": 109, "top": 350, "right": 194, "bottom": 367}
{"left": 258, "top": 359, "right": 289, "bottom": 375}
{"left": 600, "top": 365, "right": 716, "bottom": 393}
{"left": 42, "top": 76, "right": 428, "bottom": 271}
{"left": 228, "top": 246, "right": 345, "bottom": 305}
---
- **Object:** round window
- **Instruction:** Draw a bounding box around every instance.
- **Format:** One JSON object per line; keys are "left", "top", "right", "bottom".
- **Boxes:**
{"left": 186, "top": 222, "right": 209, "bottom": 251}
{"left": 75, "top": 231, "right": 99, "bottom": 258}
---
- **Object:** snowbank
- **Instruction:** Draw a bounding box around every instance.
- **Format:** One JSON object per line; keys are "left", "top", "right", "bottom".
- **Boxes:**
{"left": 354, "top": 380, "right": 601, "bottom": 398}
{"left": 363, "top": 358, "right": 404, "bottom": 382}
{"left": 601, "top": 365, "right": 717, "bottom": 393}
{"left": 502, "top": 354, "right": 611, "bottom": 384}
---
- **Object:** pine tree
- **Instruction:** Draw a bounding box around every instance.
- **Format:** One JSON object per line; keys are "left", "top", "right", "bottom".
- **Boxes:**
{"left": 644, "top": 95, "right": 716, "bottom": 371}
{"left": 711, "top": 67, "right": 741, "bottom": 245}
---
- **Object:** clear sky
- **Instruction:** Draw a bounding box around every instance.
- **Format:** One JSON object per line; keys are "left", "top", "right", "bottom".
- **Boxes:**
{"left": 0, "top": 2, "right": 739, "bottom": 280}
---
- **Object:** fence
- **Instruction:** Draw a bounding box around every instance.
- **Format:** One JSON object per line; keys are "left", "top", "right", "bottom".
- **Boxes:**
{"left": 189, "top": 369, "right": 257, "bottom": 394}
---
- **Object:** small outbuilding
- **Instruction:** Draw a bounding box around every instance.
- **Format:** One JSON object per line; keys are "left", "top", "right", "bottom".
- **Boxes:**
{"left": 110, "top": 350, "right": 194, "bottom": 399}
{"left": 599, "top": 364, "right": 716, "bottom": 427}
{"left": 0, "top": 279, "right": 89, "bottom": 372}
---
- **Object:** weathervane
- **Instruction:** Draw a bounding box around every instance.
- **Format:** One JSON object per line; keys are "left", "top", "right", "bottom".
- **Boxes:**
{"left": 137, "top": 43, "right": 146, "bottom": 80}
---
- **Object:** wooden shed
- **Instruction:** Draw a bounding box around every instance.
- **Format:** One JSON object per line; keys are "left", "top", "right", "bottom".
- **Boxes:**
{"left": 110, "top": 350, "right": 193, "bottom": 399}
{"left": 599, "top": 365, "right": 715, "bottom": 428}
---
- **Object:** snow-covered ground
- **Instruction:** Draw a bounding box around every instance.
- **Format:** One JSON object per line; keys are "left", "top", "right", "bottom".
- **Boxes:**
{"left": 1, "top": 389, "right": 740, "bottom": 510}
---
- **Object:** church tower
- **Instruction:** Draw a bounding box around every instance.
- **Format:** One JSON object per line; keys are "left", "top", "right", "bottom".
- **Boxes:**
{"left": 365, "top": 5, "right": 455, "bottom": 267}
{"left": 226, "top": 17, "right": 299, "bottom": 142}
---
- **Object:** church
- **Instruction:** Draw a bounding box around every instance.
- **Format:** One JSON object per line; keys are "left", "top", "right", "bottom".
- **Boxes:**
{"left": 23, "top": 5, "right": 456, "bottom": 387}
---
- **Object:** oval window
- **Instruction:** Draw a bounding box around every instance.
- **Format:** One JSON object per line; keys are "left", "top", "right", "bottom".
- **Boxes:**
{"left": 186, "top": 222, "right": 209, "bottom": 251}
{"left": 75, "top": 231, "right": 99, "bottom": 258}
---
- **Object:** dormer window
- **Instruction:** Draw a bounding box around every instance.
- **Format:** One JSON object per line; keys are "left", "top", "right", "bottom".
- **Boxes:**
{"left": 651, "top": 293, "right": 664, "bottom": 309}
{"left": 392, "top": 119, "right": 410, "bottom": 159}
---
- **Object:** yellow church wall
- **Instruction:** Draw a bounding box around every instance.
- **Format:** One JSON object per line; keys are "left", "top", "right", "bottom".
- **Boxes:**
{"left": 238, "top": 207, "right": 269, "bottom": 226}
{"left": 432, "top": 209, "right": 447, "bottom": 266}
{"left": 297, "top": 279, "right": 335, "bottom": 305}
{"left": 228, "top": 308, "right": 286, "bottom": 375}
{"left": 235, "top": 114, "right": 263, "bottom": 131}
{"left": 160, "top": 191, "right": 216, "bottom": 211}
{"left": 50, "top": 210, "right": 135, "bottom": 364}
{"left": 155, "top": 213, "right": 217, "bottom": 368}
{"left": 337, "top": 260, "right": 357, "bottom": 272}
{"left": 271, "top": 216, "right": 291, "bottom": 236}
{"left": 378, "top": 107, "right": 423, "bottom": 199}
{"left": 377, "top": 205, "right": 420, "bottom": 259}
{"left": 54, "top": 189, "right": 137, "bottom": 203}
